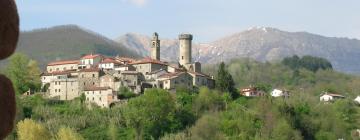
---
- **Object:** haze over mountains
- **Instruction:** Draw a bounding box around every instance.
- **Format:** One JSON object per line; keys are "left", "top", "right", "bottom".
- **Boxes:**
{"left": 8, "top": 25, "right": 360, "bottom": 74}
{"left": 117, "top": 27, "right": 360, "bottom": 74}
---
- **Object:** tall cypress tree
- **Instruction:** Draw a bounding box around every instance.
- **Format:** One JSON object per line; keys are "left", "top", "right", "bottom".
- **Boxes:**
{"left": 216, "top": 62, "right": 237, "bottom": 98}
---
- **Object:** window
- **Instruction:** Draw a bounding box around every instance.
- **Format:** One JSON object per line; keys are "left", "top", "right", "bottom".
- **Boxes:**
{"left": 56, "top": 68, "right": 59, "bottom": 71}
{"left": 82, "top": 74, "right": 84, "bottom": 78}
{"left": 59, "top": 89, "right": 61, "bottom": 92}
{"left": 55, "top": 89, "right": 57, "bottom": 92}
{"left": 92, "top": 97, "right": 94, "bottom": 101}
{"left": 43, "top": 77, "right": 46, "bottom": 80}
{"left": 92, "top": 82, "right": 95, "bottom": 85}
{"left": 50, "top": 69, "right": 52, "bottom": 72}
{"left": 182, "top": 56, "right": 184, "bottom": 60}
{"left": 92, "top": 74, "right": 95, "bottom": 77}
{"left": 84, "top": 82, "right": 86, "bottom": 85}
{"left": 99, "top": 97, "right": 101, "bottom": 101}
{"left": 71, "top": 66, "right": 73, "bottom": 69}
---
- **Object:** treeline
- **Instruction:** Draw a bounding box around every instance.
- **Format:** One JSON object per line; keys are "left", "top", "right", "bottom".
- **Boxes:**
{"left": 282, "top": 55, "right": 333, "bottom": 72}
{"left": 4, "top": 54, "right": 360, "bottom": 140}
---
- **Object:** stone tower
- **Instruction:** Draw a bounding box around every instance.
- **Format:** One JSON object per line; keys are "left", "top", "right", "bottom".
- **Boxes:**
{"left": 179, "top": 33, "right": 193, "bottom": 66}
{"left": 151, "top": 32, "right": 160, "bottom": 60}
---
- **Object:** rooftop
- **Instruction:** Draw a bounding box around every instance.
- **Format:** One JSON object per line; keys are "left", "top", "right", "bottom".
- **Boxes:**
{"left": 100, "top": 58, "right": 122, "bottom": 65}
{"left": 41, "top": 70, "right": 77, "bottom": 76}
{"left": 47, "top": 60, "right": 79, "bottom": 66}
{"left": 130, "top": 58, "right": 168, "bottom": 65}
{"left": 82, "top": 54, "right": 102, "bottom": 59}
{"left": 158, "top": 72, "right": 185, "bottom": 79}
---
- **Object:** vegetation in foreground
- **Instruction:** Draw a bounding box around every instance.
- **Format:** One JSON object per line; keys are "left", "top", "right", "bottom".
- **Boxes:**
{"left": 2, "top": 53, "right": 360, "bottom": 140}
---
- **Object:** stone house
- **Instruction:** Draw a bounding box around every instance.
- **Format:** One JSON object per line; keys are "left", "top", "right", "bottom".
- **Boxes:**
{"left": 120, "top": 71, "right": 142, "bottom": 93}
{"left": 78, "top": 68, "right": 102, "bottom": 90}
{"left": 145, "top": 69, "right": 168, "bottom": 81}
{"left": 157, "top": 72, "right": 193, "bottom": 90}
{"left": 100, "top": 74, "right": 121, "bottom": 91}
{"left": 189, "top": 71, "right": 215, "bottom": 88}
{"left": 130, "top": 58, "right": 168, "bottom": 76}
{"left": 84, "top": 86, "right": 118, "bottom": 108}
{"left": 48, "top": 78, "right": 79, "bottom": 100}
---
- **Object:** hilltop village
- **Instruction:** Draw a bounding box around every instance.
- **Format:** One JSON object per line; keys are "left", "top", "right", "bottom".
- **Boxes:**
{"left": 40, "top": 33, "right": 215, "bottom": 107}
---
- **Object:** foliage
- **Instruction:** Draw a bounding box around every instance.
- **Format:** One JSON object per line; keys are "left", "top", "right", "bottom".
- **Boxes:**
{"left": 9, "top": 57, "right": 360, "bottom": 140}
{"left": 17, "top": 119, "right": 51, "bottom": 140}
{"left": 282, "top": 55, "right": 333, "bottom": 72}
{"left": 118, "top": 86, "right": 136, "bottom": 99}
{"left": 123, "top": 89, "right": 177, "bottom": 139}
{"left": 215, "top": 62, "right": 237, "bottom": 99}
{"left": 5, "top": 53, "right": 41, "bottom": 94}
{"left": 55, "top": 127, "right": 84, "bottom": 140}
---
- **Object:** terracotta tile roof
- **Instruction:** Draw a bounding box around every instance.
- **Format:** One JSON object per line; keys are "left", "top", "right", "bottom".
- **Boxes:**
{"left": 47, "top": 60, "right": 79, "bottom": 66}
{"left": 100, "top": 58, "right": 122, "bottom": 65}
{"left": 158, "top": 72, "right": 185, "bottom": 79}
{"left": 188, "top": 71, "right": 211, "bottom": 78}
{"left": 84, "top": 86, "right": 111, "bottom": 91}
{"left": 82, "top": 54, "right": 102, "bottom": 59}
{"left": 115, "top": 57, "right": 136, "bottom": 63}
{"left": 130, "top": 58, "right": 168, "bottom": 65}
{"left": 41, "top": 70, "right": 76, "bottom": 76}
{"left": 79, "top": 68, "right": 100, "bottom": 72}
{"left": 121, "top": 71, "right": 139, "bottom": 75}
{"left": 147, "top": 69, "right": 167, "bottom": 75}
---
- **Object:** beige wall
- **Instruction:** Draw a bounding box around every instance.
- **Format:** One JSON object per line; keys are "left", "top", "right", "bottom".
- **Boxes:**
{"left": 85, "top": 89, "right": 117, "bottom": 108}
{"left": 47, "top": 63, "right": 78, "bottom": 72}
{"left": 158, "top": 73, "right": 193, "bottom": 90}
{"left": 48, "top": 78, "right": 79, "bottom": 100}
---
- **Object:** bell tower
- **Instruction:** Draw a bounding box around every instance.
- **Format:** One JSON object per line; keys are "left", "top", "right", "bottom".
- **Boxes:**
{"left": 151, "top": 32, "right": 160, "bottom": 60}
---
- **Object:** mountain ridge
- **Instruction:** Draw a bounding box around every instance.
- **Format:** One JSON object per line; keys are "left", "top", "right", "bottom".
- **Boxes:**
{"left": 6, "top": 25, "right": 140, "bottom": 69}
{"left": 115, "top": 27, "right": 360, "bottom": 74}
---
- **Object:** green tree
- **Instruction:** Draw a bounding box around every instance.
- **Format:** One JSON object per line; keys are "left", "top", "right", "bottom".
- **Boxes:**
{"left": 107, "top": 120, "right": 118, "bottom": 140}
{"left": 215, "top": 62, "right": 237, "bottom": 98}
{"left": 123, "top": 89, "right": 176, "bottom": 139}
{"left": 6, "top": 53, "right": 41, "bottom": 94}
{"left": 55, "top": 127, "right": 84, "bottom": 140}
{"left": 17, "top": 119, "right": 51, "bottom": 140}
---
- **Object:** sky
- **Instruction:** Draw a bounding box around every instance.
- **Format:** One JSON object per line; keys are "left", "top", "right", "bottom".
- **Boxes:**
{"left": 17, "top": 0, "right": 360, "bottom": 42}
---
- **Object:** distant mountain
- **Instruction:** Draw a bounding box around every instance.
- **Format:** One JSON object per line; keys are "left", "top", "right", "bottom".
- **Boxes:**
{"left": 116, "top": 27, "right": 360, "bottom": 74}
{"left": 11, "top": 25, "right": 139, "bottom": 68}
{"left": 115, "top": 33, "right": 179, "bottom": 62}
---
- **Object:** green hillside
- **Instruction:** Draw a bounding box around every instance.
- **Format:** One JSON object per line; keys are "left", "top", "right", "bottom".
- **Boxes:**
{"left": 10, "top": 25, "right": 139, "bottom": 68}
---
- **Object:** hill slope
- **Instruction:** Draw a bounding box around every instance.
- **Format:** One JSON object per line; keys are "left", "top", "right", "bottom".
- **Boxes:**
{"left": 116, "top": 27, "right": 360, "bottom": 74}
{"left": 13, "top": 25, "right": 139, "bottom": 68}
